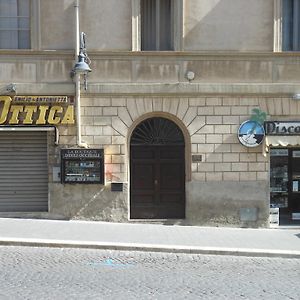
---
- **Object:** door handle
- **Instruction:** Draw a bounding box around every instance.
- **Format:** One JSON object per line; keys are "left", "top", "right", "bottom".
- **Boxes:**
{"left": 154, "top": 179, "right": 158, "bottom": 185}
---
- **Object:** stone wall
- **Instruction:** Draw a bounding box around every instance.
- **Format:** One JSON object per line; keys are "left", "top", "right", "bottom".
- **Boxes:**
{"left": 48, "top": 95, "right": 300, "bottom": 226}
{"left": 77, "top": 96, "right": 272, "bottom": 184}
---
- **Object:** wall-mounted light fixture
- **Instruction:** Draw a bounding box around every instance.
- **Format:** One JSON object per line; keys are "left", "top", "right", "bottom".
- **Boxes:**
{"left": 6, "top": 83, "right": 16, "bottom": 94}
{"left": 71, "top": 32, "right": 92, "bottom": 90}
{"left": 74, "top": 50, "right": 91, "bottom": 74}
{"left": 0, "top": 83, "right": 16, "bottom": 95}
{"left": 186, "top": 71, "right": 195, "bottom": 82}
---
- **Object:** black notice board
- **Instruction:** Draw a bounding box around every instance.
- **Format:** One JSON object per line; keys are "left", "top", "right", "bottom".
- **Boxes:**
{"left": 61, "top": 149, "right": 104, "bottom": 184}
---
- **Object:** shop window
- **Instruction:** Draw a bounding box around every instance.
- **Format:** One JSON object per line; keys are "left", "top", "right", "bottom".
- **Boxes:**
{"left": 0, "top": 0, "right": 30, "bottom": 49}
{"left": 270, "top": 149, "right": 289, "bottom": 208}
{"left": 270, "top": 148, "right": 300, "bottom": 224}
{"left": 282, "top": 0, "right": 300, "bottom": 51}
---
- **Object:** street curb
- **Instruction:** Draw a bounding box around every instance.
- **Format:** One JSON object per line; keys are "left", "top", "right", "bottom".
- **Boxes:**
{"left": 0, "top": 238, "right": 300, "bottom": 259}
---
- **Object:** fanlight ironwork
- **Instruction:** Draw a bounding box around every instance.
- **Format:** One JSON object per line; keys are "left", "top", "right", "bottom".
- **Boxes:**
{"left": 130, "top": 117, "right": 184, "bottom": 145}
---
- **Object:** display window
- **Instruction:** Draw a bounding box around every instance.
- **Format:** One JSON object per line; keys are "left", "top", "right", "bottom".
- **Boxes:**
{"left": 270, "top": 148, "right": 300, "bottom": 224}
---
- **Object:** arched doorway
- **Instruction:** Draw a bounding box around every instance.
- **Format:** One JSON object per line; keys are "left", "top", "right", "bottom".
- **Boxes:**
{"left": 130, "top": 117, "right": 185, "bottom": 219}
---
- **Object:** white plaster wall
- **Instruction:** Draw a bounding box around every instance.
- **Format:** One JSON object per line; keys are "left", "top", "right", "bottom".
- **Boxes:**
{"left": 40, "top": 0, "right": 74, "bottom": 50}
{"left": 40, "top": 0, "right": 131, "bottom": 50}
{"left": 80, "top": 0, "right": 132, "bottom": 50}
{"left": 40, "top": 0, "right": 273, "bottom": 51}
{"left": 184, "top": 0, "right": 274, "bottom": 51}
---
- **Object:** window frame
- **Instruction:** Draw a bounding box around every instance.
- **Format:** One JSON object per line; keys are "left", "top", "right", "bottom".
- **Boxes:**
{"left": 274, "top": 0, "right": 300, "bottom": 52}
{"left": 0, "top": 0, "right": 40, "bottom": 50}
{"left": 132, "top": 0, "right": 183, "bottom": 51}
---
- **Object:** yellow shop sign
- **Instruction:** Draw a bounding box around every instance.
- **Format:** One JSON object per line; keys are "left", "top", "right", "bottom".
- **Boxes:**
{"left": 0, "top": 96, "right": 75, "bottom": 125}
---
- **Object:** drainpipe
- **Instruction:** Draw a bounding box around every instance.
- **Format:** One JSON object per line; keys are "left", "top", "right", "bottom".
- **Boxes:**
{"left": 74, "top": 0, "right": 88, "bottom": 148}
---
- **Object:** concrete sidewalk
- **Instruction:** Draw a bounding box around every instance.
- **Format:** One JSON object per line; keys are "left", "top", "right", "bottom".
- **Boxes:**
{"left": 0, "top": 218, "right": 299, "bottom": 258}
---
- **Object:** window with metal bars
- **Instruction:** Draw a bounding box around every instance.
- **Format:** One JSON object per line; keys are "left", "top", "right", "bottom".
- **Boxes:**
{"left": 282, "top": 0, "right": 300, "bottom": 51}
{"left": 0, "top": 0, "right": 30, "bottom": 49}
{"left": 141, "top": 0, "right": 174, "bottom": 50}
{"left": 130, "top": 117, "right": 184, "bottom": 145}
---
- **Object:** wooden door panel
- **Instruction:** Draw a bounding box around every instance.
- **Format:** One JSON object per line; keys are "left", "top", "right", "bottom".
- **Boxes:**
{"left": 160, "top": 194, "right": 182, "bottom": 203}
{"left": 130, "top": 145, "right": 185, "bottom": 219}
{"left": 131, "top": 148, "right": 155, "bottom": 159}
{"left": 131, "top": 164, "right": 154, "bottom": 190}
{"left": 160, "top": 147, "right": 183, "bottom": 159}
{"left": 160, "top": 164, "right": 184, "bottom": 190}
{"left": 131, "top": 195, "right": 155, "bottom": 204}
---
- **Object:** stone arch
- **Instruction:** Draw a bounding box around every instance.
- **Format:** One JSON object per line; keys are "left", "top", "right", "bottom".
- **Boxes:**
{"left": 127, "top": 112, "right": 191, "bottom": 181}
{"left": 129, "top": 114, "right": 188, "bottom": 219}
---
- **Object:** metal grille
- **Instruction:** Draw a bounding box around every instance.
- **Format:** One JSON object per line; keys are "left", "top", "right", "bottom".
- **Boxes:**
{"left": 130, "top": 117, "right": 184, "bottom": 145}
{"left": 0, "top": 131, "right": 48, "bottom": 212}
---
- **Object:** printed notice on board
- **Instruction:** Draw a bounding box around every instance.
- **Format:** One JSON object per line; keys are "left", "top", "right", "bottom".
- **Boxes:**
{"left": 293, "top": 181, "right": 299, "bottom": 192}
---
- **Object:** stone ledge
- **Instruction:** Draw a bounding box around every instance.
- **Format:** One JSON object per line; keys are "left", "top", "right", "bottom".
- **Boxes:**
{"left": 7, "top": 82, "right": 300, "bottom": 96}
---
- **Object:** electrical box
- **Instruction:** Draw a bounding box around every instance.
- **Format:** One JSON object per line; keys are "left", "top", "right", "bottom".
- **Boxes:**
{"left": 111, "top": 182, "right": 123, "bottom": 192}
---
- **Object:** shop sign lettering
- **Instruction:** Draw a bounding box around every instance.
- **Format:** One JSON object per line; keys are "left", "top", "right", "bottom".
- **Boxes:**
{"left": 0, "top": 96, "right": 74, "bottom": 125}
{"left": 61, "top": 149, "right": 103, "bottom": 159}
{"left": 265, "top": 121, "right": 300, "bottom": 135}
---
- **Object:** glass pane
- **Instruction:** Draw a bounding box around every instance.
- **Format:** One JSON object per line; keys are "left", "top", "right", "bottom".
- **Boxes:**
{"left": 0, "top": 0, "right": 30, "bottom": 49}
{"left": 282, "top": 0, "right": 300, "bottom": 51}
{"left": 0, "top": 0, "right": 18, "bottom": 16}
{"left": 18, "top": 0, "right": 30, "bottom": 17}
{"left": 270, "top": 149, "right": 289, "bottom": 208}
{"left": 141, "top": 0, "right": 173, "bottom": 50}
{"left": 0, "top": 30, "right": 18, "bottom": 49}
{"left": 0, "top": 17, "right": 20, "bottom": 30}
{"left": 294, "top": 0, "right": 300, "bottom": 50}
{"left": 282, "top": 0, "right": 293, "bottom": 50}
{"left": 18, "top": 30, "right": 30, "bottom": 49}
{"left": 19, "top": 17, "right": 30, "bottom": 29}
{"left": 64, "top": 160, "right": 102, "bottom": 183}
{"left": 159, "top": 0, "right": 172, "bottom": 50}
{"left": 291, "top": 150, "right": 300, "bottom": 184}
{"left": 141, "top": 0, "right": 156, "bottom": 50}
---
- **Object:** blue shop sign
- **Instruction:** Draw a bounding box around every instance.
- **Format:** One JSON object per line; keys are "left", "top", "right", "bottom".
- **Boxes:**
{"left": 238, "top": 120, "right": 265, "bottom": 147}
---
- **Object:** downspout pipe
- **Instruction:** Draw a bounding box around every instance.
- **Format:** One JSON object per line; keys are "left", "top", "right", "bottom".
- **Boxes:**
{"left": 74, "top": 0, "right": 88, "bottom": 148}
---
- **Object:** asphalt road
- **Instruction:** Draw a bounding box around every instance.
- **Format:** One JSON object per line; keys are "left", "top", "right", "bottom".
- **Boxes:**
{"left": 0, "top": 246, "right": 299, "bottom": 299}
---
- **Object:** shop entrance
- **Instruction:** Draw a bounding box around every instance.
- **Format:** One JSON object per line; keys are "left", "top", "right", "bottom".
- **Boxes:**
{"left": 130, "top": 117, "right": 185, "bottom": 219}
{"left": 270, "top": 148, "right": 300, "bottom": 225}
{"left": 0, "top": 131, "right": 48, "bottom": 212}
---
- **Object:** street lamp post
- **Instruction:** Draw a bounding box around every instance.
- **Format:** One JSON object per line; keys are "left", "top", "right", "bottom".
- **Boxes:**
{"left": 73, "top": 0, "right": 91, "bottom": 148}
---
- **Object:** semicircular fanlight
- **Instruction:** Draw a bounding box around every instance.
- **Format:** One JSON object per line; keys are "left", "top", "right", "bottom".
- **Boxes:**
{"left": 130, "top": 117, "right": 184, "bottom": 145}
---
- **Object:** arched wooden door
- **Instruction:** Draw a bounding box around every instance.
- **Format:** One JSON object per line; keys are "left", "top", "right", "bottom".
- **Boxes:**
{"left": 130, "top": 117, "right": 185, "bottom": 219}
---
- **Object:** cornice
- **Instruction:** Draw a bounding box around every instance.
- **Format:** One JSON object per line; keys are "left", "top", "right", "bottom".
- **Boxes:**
{"left": 1, "top": 50, "right": 300, "bottom": 59}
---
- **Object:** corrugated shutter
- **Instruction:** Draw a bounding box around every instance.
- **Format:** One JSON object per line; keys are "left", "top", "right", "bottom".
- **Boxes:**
{"left": 0, "top": 131, "right": 48, "bottom": 212}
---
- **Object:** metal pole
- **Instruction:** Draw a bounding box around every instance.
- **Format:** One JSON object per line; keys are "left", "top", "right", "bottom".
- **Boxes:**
{"left": 74, "top": 0, "right": 88, "bottom": 148}
{"left": 75, "top": 0, "right": 79, "bottom": 57}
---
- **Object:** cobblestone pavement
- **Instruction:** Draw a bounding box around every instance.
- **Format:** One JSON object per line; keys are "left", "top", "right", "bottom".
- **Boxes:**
{"left": 0, "top": 246, "right": 299, "bottom": 300}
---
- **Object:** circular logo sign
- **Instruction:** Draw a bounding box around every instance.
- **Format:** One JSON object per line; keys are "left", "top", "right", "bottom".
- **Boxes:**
{"left": 238, "top": 120, "right": 265, "bottom": 147}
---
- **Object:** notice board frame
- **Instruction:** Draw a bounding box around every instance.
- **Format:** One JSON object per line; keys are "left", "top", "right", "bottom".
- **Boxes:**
{"left": 61, "top": 149, "right": 104, "bottom": 184}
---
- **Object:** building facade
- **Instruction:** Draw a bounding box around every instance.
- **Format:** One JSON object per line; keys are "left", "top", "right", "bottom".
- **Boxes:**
{"left": 0, "top": 0, "right": 300, "bottom": 227}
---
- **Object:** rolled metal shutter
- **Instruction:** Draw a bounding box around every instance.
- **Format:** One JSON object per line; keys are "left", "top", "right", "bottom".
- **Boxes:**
{"left": 0, "top": 131, "right": 48, "bottom": 212}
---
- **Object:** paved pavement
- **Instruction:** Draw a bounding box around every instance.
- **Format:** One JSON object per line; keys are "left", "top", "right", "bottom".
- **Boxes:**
{"left": 0, "top": 218, "right": 299, "bottom": 258}
{"left": 1, "top": 247, "right": 299, "bottom": 299}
